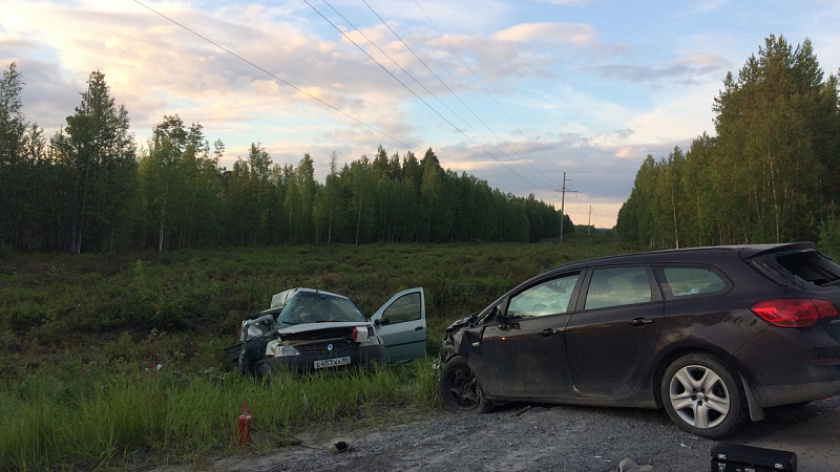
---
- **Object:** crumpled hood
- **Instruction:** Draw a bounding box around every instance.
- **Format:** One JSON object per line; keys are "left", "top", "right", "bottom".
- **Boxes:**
{"left": 445, "top": 313, "right": 478, "bottom": 333}
{"left": 276, "top": 321, "right": 372, "bottom": 335}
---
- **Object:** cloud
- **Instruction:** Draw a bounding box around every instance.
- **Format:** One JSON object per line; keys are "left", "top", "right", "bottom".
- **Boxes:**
{"left": 3, "top": 0, "right": 424, "bottom": 139}
{"left": 495, "top": 22, "right": 597, "bottom": 46}
{"left": 595, "top": 53, "right": 727, "bottom": 86}
{"left": 536, "top": 0, "right": 588, "bottom": 4}
{"left": 1, "top": 58, "right": 80, "bottom": 133}
{"left": 360, "top": 0, "right": 515, "bottom": 33}
{"left": 4, "top": 0, "right": 755, "bottom": 231}
{"left": 445, "top": 157, "right": 534, "bottom": 172}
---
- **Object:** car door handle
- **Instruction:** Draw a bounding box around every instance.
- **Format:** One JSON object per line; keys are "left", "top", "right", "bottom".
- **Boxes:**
{"left": 541, "top": 328, "right": 558, "bottom": 337}
{"left": 631, "top": 318, "right": 654, "bottom": 326}
{"left": 414, "top": 326, "right": 424, "bottom": 331}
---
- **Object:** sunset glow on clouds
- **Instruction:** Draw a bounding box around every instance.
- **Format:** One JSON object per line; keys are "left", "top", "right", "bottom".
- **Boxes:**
{"left": 3, "top": 0, "right": 840, "bottom": 227}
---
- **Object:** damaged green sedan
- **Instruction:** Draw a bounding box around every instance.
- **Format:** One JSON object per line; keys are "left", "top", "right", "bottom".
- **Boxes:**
{"left": 227, "top": 287, "right": 426, "bottom": 376}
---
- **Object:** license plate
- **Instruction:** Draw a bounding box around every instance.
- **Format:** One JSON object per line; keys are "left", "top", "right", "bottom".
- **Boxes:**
{"left": 314, "top": 356, "right": 351, "bottom": 369}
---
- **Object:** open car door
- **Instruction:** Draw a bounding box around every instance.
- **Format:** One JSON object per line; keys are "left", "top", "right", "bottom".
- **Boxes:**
{"left": 370, "top": 287, "right": 426, "bottom": 363}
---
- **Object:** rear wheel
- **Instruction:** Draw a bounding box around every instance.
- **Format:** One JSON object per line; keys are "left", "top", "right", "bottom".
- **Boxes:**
{"left": 661, "top": 353, "right": 746, "bottom": 438}
{"left": 439, "top": 356, "right": 491, "bottom": 413}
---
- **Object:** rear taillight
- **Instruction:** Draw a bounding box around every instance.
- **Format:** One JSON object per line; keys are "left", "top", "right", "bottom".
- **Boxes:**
{"left": 236, "top": 322, "right": 244, "bottom": 341}
{"left": 751, "top": 299, "right": 839, "bottom": 327}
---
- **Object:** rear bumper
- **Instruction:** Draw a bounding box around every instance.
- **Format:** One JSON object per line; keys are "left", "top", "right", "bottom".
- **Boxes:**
{"left": 736, "top": 328, "right": 840, "bottom": 407}
{"left": 753, "top": 378, "right": 840, "bottom": 407}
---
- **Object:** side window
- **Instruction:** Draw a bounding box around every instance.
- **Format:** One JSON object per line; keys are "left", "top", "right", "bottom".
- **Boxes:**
{"left": 507, "top": 273, "right": 580, "bottom": 319}
{"left": 382, "top": 292, "right": 421, "bottom": 324}
{"left": 656, "top": 266, "right": 728, "bottom": 298}
{"left": 584, "top": 267, "right": 651, "bottom": 310}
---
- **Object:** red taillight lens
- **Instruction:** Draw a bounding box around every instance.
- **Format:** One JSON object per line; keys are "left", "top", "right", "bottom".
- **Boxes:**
{"left": 751, "top": 299, "right": 839, "bottom": 327}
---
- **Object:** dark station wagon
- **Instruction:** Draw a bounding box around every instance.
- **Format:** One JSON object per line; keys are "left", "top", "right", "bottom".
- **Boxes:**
{"left": 438, "top": 242, "right": 840, "bottom": 438}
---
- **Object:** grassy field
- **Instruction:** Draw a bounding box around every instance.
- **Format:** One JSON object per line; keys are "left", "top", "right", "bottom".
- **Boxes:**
{"left": 0, "top": 237, "right": 638, "bottom": 471}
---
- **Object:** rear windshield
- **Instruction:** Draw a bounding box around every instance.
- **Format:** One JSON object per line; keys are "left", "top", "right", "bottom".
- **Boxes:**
{"left": 754, "top": 250, "right": 840, "bottom": 288}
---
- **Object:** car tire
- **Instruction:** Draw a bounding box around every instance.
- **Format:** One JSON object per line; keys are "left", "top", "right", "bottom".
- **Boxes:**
{"left": 661, "top": 353, "right": 746, "bottom": 438}
{"left": 439, "top": 356, "right": 491, "bottom": 413}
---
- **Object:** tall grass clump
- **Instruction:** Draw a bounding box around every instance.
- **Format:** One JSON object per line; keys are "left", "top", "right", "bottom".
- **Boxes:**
{"left": 0, "top": 359, "right": 440, "bottom": 471}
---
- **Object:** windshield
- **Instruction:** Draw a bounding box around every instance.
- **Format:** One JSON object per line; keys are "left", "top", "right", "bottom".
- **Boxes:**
{"left": 276, "top": 291, "right": 366, "bottom": 325}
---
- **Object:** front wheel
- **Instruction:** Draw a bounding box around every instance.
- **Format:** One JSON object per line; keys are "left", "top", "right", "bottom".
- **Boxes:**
{"left": 661, "top": 353, "right": 746, "bottom": 438}
{"left": 439, "top": 356, "right": 492, "bottom": 413}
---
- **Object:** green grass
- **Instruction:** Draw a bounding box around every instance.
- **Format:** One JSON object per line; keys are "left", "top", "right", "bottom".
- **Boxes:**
{"left": 0, "top": 359, "right": 440, "bottom": 471}
{"left": 0, "top": 239, "right": 638, "bottom": 471}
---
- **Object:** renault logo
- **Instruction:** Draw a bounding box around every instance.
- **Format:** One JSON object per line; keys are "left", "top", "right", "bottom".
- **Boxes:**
{"left": 327, "top": 343, "right": 334, "bottom": 351}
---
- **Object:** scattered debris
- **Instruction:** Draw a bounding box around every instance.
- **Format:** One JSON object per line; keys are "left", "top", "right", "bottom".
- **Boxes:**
{"left": 330, "top": 441, "right": 350, "bottom": 453}
{"left": 276, "top": 438, "right": 302, "bottom": 447}
{"left": 618, "top": 457, "right": 653, "bottom": 472}
{"left": 515, "top": 405, "right": 532, "bottom": 417}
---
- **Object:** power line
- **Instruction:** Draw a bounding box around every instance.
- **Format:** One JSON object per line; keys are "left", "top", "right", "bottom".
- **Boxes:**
{"left": 130, "top": 0, "right": 414, "bottom": 150}
{"left": 364, "top": 0, "right": 555, "bottom": 190}
{"left": 305, "top": 0, "right": 538, "bottom": 188}
{"left": 411, "top": 0, "right": 558, "bottom": 191}
{"left": 132, "top": 0, "right": 558, "bottom": 198}
{"left": 319, "top": 0, "right": 471, "bottom": 133}
{"left": 322, "top": 0, "right": 550, "bottom": 191}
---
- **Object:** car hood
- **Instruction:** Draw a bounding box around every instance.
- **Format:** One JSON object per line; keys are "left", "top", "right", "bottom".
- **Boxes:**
{"left": 445, "top": 313, "right": 478, "bottom": 333}
{"left": 276, "top": 321, "right": 372, "bottom": 335}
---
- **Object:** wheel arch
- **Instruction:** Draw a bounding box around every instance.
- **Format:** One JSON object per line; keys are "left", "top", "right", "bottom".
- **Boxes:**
{"left": 650, "top": 344, "right": 746, "bottom": 407}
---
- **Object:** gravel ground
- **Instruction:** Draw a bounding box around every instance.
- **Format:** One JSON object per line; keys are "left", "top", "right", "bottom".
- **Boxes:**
{"left": 196, "top": 398, "right": 839, "bottom": 472}
{"left": 212, "top": 406, "right": 711, "bottom": 472}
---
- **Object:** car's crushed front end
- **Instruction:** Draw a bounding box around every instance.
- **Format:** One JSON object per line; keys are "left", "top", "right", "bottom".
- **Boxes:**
{"left": 266, "top": 322, "right": 385, "bottom": 373}
{"left": 226, "top": 288, "right": 386, "bottom": 376}
{"left": 435, "top": 313, "right": 475, "bottom": 372}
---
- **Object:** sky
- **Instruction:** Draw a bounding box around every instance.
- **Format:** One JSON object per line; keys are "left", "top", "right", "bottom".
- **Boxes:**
{"left": 3, "top": 0, "right": 840, "bottom": 228}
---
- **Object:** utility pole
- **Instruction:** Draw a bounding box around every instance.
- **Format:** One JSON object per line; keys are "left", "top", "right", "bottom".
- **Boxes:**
{"left": 560, "top": 172, "right": 566, "bottom": 243}
{"left": 588, "top": 205, "right": 592, "bottom": 235}
{"left": 558, "top": 172, "right": 576, "bottom": 243}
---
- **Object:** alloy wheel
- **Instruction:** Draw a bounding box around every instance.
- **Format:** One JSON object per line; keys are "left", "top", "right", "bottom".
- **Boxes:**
{"left": 668, "top": 364, "right": 731, "bottom": 429}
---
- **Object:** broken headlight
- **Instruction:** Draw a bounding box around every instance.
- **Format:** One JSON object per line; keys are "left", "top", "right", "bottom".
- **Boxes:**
{"left": 358, "top": 334, "right": 381, "bottom": 347}
{"left": 273, "top": 345, "right": 301, "bottom": 357}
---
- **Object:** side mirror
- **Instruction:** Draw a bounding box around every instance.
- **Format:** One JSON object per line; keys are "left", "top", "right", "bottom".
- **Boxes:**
{"left": 374, "top": 317, "right": 391, "bottom": 326}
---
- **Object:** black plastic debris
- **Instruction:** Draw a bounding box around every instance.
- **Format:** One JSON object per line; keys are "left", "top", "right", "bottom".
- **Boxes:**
{"left": 330, "top": 441, "right": 350, "bottom": 453}
{"left": 711, "top": 443, "right": 797, "bottom": 472}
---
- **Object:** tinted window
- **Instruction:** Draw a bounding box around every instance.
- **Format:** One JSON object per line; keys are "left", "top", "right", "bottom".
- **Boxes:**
{"left": 584, "top": 267, "right": 651, "bottom": 310}
{"left": 382, "top": 292, "right": 422, "bottom": 324}
{"left": 655, "top": 266, "right": 727, "bottom": 298}
{"left": 507, "top": 273, "right": 580, "bottom": 319}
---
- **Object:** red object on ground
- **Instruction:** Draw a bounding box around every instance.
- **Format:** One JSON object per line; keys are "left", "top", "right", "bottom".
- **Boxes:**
{"left": 238, "top": 403, "right": 252, "bottom": 446}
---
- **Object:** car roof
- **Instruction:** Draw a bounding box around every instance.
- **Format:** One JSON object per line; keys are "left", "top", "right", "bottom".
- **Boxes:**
{"left": 544, "top": 241, "right": 816, "bottom": 274}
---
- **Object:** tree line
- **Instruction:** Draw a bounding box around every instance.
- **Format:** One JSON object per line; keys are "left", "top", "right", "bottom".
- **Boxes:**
{"left": 0, "top": 64, "right": 571, "bottom": 253}
{"left": 616, "top": 35, "right": 840, "bottom": 248}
